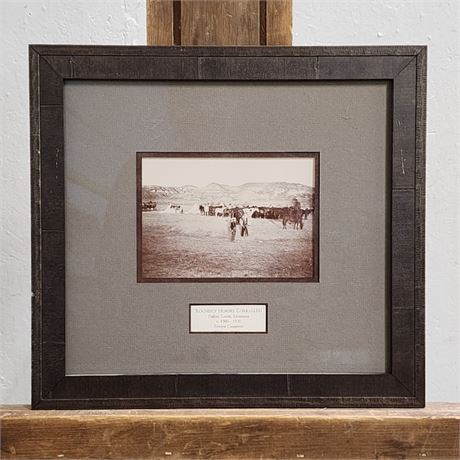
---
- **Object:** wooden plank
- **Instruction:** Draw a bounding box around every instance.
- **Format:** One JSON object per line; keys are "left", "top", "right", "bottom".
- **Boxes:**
{"left": 318, "top": 55, "right": 414, "bottom": 79}
{"left": 180, "top": 0, "right": 260, "bottom": 45}
{"left": 32, "top": 44, "right": 426, "bottom": 57}
{"left": 39, "top": 105, "right": 65, "bottom": 231}
{"left": 146, "top": 0, "right": 174, "bottom": 45}
{"left": 29, "top": 46, "right": 43, "bottom": 411}
{"left": 39, "top": 57, "right": 62, "bottom": 106}
{"left": 393, "top": 59, "right": 417, "bottom": 189}
{"left": 266, "top": 0, "right": 292, "bottom": 45}
{"left": 146, "top": 0, "right": 293, "bottom": 46}
{"left": 1, "top": 405, "right": 459, "bottom": 459}
{"left": 197, "top": 56, "right": 317, "bottom": 79}
{"left": 392, "top": 189, "right": 415, "bottom": 310}
{"left": 414, "top": 47, "right": 427, "bottom": 404}
{"left": 42, "top": 55, "right": 200, "bottom": 80}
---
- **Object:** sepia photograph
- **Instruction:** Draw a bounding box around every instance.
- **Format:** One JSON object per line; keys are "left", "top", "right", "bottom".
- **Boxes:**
{"left": 137, "top": 153, "right": 319, "bottom": 282}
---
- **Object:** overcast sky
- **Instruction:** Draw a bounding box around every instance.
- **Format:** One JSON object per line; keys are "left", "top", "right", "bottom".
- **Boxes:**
{"left": 142, "top": 157, "right": 315, "bottom": 187}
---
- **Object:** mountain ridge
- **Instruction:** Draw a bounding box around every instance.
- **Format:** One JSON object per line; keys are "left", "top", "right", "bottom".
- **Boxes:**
{"left": 142, "top": 182, "right": 314, "bottom": 207}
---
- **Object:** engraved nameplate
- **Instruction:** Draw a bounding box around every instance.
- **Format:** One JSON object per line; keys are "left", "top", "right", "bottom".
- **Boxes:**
{"left": 189, "top": 304, "right": 268, "bottom": 333}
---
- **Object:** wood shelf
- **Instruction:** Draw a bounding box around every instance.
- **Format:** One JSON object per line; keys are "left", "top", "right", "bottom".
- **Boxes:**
{"left": 1, "top": 404, "right": 459, "bottom": 459}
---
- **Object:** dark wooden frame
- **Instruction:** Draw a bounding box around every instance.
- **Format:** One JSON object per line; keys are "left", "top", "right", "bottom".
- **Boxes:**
{"left": 136, "top": 151, "right": 319, "bottom": 283}
{"left": 30, "top": 45, "right": 426, "bottom": 409}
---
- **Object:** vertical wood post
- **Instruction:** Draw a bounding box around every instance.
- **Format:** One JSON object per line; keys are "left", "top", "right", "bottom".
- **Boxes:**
{"left": 147, "top": 0, "right": 292, "bottom": 46}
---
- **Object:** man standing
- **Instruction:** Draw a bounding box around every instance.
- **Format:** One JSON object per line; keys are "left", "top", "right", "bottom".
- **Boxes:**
{"left": 241, "top": 214, "right": 249, "bottom": 237}
{"left": 228, "top": 217, "right": 237, "bottom": 242}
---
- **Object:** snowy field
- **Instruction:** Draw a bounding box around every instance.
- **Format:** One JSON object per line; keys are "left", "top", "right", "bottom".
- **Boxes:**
{"left": 141, "top": 213, "right": 314, "bottom": 280}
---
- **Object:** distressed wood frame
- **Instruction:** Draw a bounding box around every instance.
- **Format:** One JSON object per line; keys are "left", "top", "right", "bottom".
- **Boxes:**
{"left": 30, "top": 45, "right": 426, "bottom": 409}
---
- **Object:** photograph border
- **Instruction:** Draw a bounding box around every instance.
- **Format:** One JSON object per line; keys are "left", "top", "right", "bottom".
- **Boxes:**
{"left": 136, "top": 152, "right": 320, "bottom": 283}
{"left": 30, "top": 45, "right": 426, "bottom": 409}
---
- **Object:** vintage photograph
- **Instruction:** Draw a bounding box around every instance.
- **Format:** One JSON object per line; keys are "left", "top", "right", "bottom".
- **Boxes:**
{"left": 137, "top": 153, "right": 319, "bottom": 282}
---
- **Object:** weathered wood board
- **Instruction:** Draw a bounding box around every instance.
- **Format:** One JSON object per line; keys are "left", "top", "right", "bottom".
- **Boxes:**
{"left": 1, "top": 404, "right": 459, "bottom": 459}
{"left": 146, "top": 0, "right": 292, "bottom": 46}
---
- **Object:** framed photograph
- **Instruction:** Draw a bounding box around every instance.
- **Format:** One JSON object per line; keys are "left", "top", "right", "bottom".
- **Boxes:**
{"left": 30, "top": 45, "right": 426, "bottom": 409}
{"left": 137, "top": 152, "right": 319, "bottom": 282}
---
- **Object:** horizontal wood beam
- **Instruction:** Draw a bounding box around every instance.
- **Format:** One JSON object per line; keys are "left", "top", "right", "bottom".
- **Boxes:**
{"left": 1, "top": 404, "right": 459, "bottom": 458}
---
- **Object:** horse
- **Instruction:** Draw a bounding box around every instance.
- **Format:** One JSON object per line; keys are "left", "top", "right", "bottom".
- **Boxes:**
{"left": 142, "top": 200, "right": 156, "bottom": 211}
{"left": 231, "top": 207, "right": 244, "bottom": 224}
{"left": 282, "top": 207, "right": 304, "bottom": 230}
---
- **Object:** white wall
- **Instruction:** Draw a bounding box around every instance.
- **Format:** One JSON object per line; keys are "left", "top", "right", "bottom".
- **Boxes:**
{"left": 0, "top": 0, "right": 147, "bottom": 405}
{"left": 292, "top": 0, "right": 460, "bottom": 402}
{"left": 0, "top": 0, "right": 458, "bottom": 404}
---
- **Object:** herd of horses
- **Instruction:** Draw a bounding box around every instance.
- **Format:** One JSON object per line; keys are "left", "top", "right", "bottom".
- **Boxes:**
{"left": 142, "top": 200, "right": 157, "bottom": 211}
{"left": 199, "top": 204, "right": 313, "bottom": 230}
{"left": 142, "top": 201, "right": 313, "bottom": 230}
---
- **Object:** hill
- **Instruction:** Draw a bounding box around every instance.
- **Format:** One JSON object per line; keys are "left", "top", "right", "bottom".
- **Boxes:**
{"left": 142, "top": 182, "right": 314, "bottom": 208}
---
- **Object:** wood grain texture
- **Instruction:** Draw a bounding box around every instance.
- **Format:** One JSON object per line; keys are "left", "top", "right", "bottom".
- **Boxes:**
{"left": 146, "top": 0, "right": 174, "bottom": 45}
{"left": 197, "top": 56, "right": 317, "bottom": 79}
{"left": 266, "top": 0, "right": 292, "bottom": 45}
{"left": 29, "top": 46, "right": 43, "bottom": 410}
{"left": 180, "top": 0, "right": 260, "bottom": 45}
{"left": 414, "top": 48, "right": 427, "bottom": 405}
{"left": 392, "top": 59, "right": 417, "bottom": 189}
{"left": 31, "top": 45, "right": 426, "bottom": 56}
{"left": 318, "top": 55, "right": 414, "bottom": 79}
{"left": 146, "top": 0, "right": 292, "bottom": 46}
{"left": 2, "top": 404, "right": 459, "bottom": 459}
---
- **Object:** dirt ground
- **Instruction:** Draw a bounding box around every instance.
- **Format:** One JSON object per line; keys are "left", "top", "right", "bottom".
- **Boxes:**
{"left": 141, "top": 213, "right": 314, "bottom": 280}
